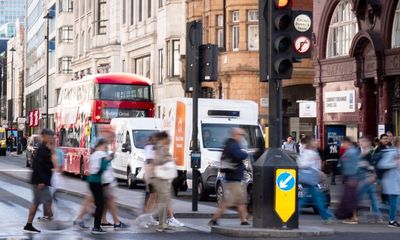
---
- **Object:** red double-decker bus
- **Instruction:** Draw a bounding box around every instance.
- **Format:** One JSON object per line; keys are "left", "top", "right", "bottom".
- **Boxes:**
{"left": 55, "top": 73, "right": 154, "bottom": 177}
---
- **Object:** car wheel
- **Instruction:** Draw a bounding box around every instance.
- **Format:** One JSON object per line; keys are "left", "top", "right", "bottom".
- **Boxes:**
{"left": 197, "top": 177, "right": 209, "bottom": 201}
{"left": 127, "top": 168, "right": 136, "bottom": 189}
{"left": 216, "top": 182, "right": 224, "bottom": 206}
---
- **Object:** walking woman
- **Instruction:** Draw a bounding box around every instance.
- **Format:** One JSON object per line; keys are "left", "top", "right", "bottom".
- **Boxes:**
{"left": 298, "top": 136, "right": 333, "bottom": 223}
{"left": 152, "top": 132, "right": 176, "bottom": 232}
{"left": 378, "top": 137, "right": 400, "bottom": 227}
{"left": 87, "top": 138, "right": 109, "bottom": 234}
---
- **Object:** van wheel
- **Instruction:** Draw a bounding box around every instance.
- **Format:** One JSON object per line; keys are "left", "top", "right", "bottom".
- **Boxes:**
{"left": 198, "top": 178, "right": 209, "bottom": 201}
{"left": 127, "top": 167, "right": 136, "bottom": 189}
{"left": 80, "top": 157, "right": 86, "bottom": 180}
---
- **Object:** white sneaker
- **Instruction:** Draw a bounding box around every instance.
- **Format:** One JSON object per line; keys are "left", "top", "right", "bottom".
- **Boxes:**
{"left": 134, "top": 215, "right": 149, "bottom": 228}
{"left": 167, "top": 217, "right": 184, "bottom": 227}
{"left": 148, "top": 215, "right": 159, "bottom": 226}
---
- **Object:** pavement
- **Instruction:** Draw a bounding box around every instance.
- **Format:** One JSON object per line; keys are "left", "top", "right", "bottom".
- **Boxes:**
{"left": 1, "top": 152, "right": 400, "bottom": 239}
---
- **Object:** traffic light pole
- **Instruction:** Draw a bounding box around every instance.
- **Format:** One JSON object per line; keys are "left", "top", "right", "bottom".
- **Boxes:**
{"left": 268, "top": 78, "right": 283, "bottom": 148}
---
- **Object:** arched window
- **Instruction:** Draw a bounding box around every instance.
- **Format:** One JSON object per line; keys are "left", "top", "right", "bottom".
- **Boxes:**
{"left": 86, "top": 28, "right": 91, "bottom": 53}
{"left": 392, "top": 1, "right": 400, "bottom": 48}
{"left": 80, "top": 32, "right": 85, "bottom": 55}
{"left": 74, "top": 34, "right": 79, "bottom": 58}
{"left": 326, "top": 0, "right": 358, "bottom": 58}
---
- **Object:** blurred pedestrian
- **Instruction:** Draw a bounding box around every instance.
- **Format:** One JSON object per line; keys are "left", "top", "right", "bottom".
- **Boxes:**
{"left": 298, "top": 135, "right": 307, "bottom": 155}
{"left": 282, "top": 135, "right": 298, "bottom": 154}
{"left": 209, "top": 128, "right": 249, "bottom": 226}
{"left": 377, "top": 137, "right": 400, "bottom": 227}
{"left": 298, "top": 136, "right": 333, "bottom": 223}
{"left": 135, "top": 134, "right": 159, "bottom": 227}
{"left": 335, "top": 137, "right": 360, "bottom": 224}
{"left": 100, "top": 149, "right": 127, "bottom": 230}
{"left": 386, "top": 131, "right": 394, "bottom": 147}
{"left": 24, "top": 129, "right": 56, "bottom": 233}
{"left": 87, "top": 138, "right": 110, "bottom": 234}
{"left": 324, "top": 138, "right": 340, "bottom": 185}
{"left": 357, "top": 137, "right": 382, "bottom": 223}
{"left": 373, "top": 134, "right": 391, "bottom": 204}
{"left": 152, "top": 132, "right": 177, "bottom": 232}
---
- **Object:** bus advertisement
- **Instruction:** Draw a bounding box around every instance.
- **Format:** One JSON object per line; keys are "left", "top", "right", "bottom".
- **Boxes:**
{"left": 55, "top": 73, "right": 154, "bottom": 177}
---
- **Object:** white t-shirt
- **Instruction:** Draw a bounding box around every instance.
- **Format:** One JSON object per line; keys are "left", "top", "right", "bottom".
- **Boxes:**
{"left": 144, "top": 144, "right": 155, "bottom": 162}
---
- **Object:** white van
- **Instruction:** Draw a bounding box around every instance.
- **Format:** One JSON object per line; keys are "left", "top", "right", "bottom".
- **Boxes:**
{"left": 158, "top": 98, "right": 264, "bottom": 198}
{"left": 111, "top": 118, "right": 162, "bottom": 188}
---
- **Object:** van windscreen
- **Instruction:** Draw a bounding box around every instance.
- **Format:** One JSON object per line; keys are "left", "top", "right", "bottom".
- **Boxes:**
{"left": 132, "top": 130, "right": 159, "bottom": 149}
{"left": 202, "top": 124, "right": 264, "bottom": 149}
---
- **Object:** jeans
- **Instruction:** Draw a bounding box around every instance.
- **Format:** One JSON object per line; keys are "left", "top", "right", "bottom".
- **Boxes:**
{"left": 299, "top": 184, "right": 333, "bottom": 220}
{"left": 389, "top": 195, "right": 399, "bottom": 222}
{"left": 358, "top": 182, "right": 382, "bottom": 218}
{"left": 89, "top": 182, "right": 104, "bottom": 229}
{"left": 326, "top": 160, "right": 338, "bottom": 184}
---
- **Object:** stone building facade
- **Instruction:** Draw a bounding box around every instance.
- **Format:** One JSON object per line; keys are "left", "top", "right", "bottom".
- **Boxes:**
{"left": 186, "top": 0, "right": 314, "bottom": 138}
{"left": 314, "top": 0, "right": 400, "bottom": 147}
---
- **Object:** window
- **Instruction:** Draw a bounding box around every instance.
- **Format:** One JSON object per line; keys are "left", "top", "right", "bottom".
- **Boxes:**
{"left": 80, "top": 32, "right": 85, "bottom": 55}
{"left": 98, "top": 0, "right": 107, "bottom": 35}
{"left": 216, "top": 15, "right": 224, "bottom": 48}
{"left": 248, "top": 25, "right": 259, "bottom": 51}
{"left": 59, "top": 0, "right": 73, "bottom": 12}
{"left": 232, "top": 11, "right": 239, "bottom": 22}
{"left": 248, "top": 10, "right": 258, "bottom": 22}
{"left": 159, "top": 0, "right": 163, "bottom": 8}
{"left": 392, "top": 1, "right": 400, "bottom": 47}
{"left": 86, "top": 28, "right": 91, "bottom": 51}
{"left": 135, "top": 55, "right": 151, "bottom": 78}
{"left": 58, "top": 57, "right": 73, "bottom": 74}
{"left": 139, "top": 0, "right": 143, "bottom": 22}
{"left": 130, "top": 0, "right": 134, "bottom": 25}
{"left": 158, "top": 49, "right": 164, "bottom": 84}
{"left": 96, "top": 84, "right": 151, "bottom": 101}
{"left": 123, "top": 0, "right": 126, "bottom": 24}
{"left": 247, "top": 10, "right": 259, "bottom": 51}
{"left": 172, "top": 40, "right": 181, "bottom": 77}
{"left": 148, "top": 0, "right": 151, "bottom": 18}
{"left": 232, "top": 25, "right": 239, "bottom": 51}
{"left": 327, "top": 0, "right": 358, "bottom": 58}
{"left": 58, "top": 26, "right": 73, "bottom": 43}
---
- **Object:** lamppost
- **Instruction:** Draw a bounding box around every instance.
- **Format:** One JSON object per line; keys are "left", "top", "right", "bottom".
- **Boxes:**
{"left": 10, "top": 47, "right": 16, "bottom": 128}
{"left": 44, "top": 12, "right": 52, "bottom": 129}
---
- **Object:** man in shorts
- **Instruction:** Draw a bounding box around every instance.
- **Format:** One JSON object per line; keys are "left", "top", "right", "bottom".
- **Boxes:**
{"left": 209, "top": 128, "right": 249, "bottom": 226}
{"left": 24, "top": 129, "right": 55, "bottom": 233}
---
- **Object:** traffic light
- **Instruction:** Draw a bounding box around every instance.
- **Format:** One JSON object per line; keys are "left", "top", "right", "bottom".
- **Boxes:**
{"left": 259, "top": 0, "right": 312, "bottom": 81}
{"left": 185, "top": 21, "right": 203, "bottom": 92}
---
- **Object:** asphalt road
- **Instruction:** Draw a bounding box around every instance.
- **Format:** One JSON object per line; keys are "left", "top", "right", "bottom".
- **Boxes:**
{"left": 1, "top": 153, "right": 399, "bottom": 240}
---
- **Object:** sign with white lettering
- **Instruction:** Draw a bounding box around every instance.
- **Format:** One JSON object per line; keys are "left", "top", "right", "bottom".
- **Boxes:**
{"left": 324, "top": 90, "right": 355, "bottom": 113}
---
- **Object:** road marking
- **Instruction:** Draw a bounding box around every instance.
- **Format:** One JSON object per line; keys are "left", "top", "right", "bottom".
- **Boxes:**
{"left": 0, "top": 169, "right": 31, "bottom": 172}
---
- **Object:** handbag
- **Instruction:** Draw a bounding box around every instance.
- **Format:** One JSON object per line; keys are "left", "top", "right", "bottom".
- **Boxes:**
{"left": 154, "top": 161, "right": 177, "bottom": 180}
{"left": 298, "top": 167, "right": 319, "bottom": 186}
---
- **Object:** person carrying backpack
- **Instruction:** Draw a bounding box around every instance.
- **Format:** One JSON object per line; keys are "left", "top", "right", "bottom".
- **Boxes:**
{"left": 209, "top": 128, "right": 249, "bottom": 226}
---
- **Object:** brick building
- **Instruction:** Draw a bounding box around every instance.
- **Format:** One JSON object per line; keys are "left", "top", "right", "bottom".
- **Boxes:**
{"left": 186, "top": 0, "right": 314, "bottom": 139}
{"left": 314, "top": 0, "right": 400, "bottom": 147}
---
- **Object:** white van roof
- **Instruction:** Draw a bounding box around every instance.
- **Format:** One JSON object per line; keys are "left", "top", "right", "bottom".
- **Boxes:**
{"left": 110, "top": 118, "right": 162, "bottom": 130}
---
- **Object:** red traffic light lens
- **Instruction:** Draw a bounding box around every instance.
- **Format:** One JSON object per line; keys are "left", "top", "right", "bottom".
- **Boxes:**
{"left": 275, "top": 0, "right": 290, "bottom": 8}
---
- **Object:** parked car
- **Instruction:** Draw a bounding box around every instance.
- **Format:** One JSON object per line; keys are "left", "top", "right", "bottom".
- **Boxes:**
{"left": 26, "top": 135, "right": 40, "bottom": 167}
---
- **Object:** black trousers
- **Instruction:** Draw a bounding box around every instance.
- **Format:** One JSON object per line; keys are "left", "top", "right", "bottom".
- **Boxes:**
{"left": 327, "top": 160, "right": 338, "bottom": 183}
{"left": 89, "top": 182, "right": 104, "bottom": 229}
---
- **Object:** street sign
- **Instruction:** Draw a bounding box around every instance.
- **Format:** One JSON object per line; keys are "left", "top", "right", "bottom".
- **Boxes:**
{"left": 275, "top": 169, "right": 296, "bottom": 223}
{"left": 294, "top": 14, "right": 311, "bottom": 32}
{"left": 294, "top": 36, "right": 311, "bottom": 54}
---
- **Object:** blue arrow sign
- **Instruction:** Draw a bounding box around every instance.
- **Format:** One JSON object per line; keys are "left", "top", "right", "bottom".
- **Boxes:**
{"left": 276, "top": 172, "right": 295, "bottom": 191}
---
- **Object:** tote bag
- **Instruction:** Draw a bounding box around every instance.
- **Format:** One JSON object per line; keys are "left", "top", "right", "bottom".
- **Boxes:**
{"left": 154, "top": 161, "right": 178, "bottom": 180}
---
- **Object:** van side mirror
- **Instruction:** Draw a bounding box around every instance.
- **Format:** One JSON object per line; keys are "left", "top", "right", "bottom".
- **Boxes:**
{"left": 121, "top": 143, "right": 131, "bottom": 153}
